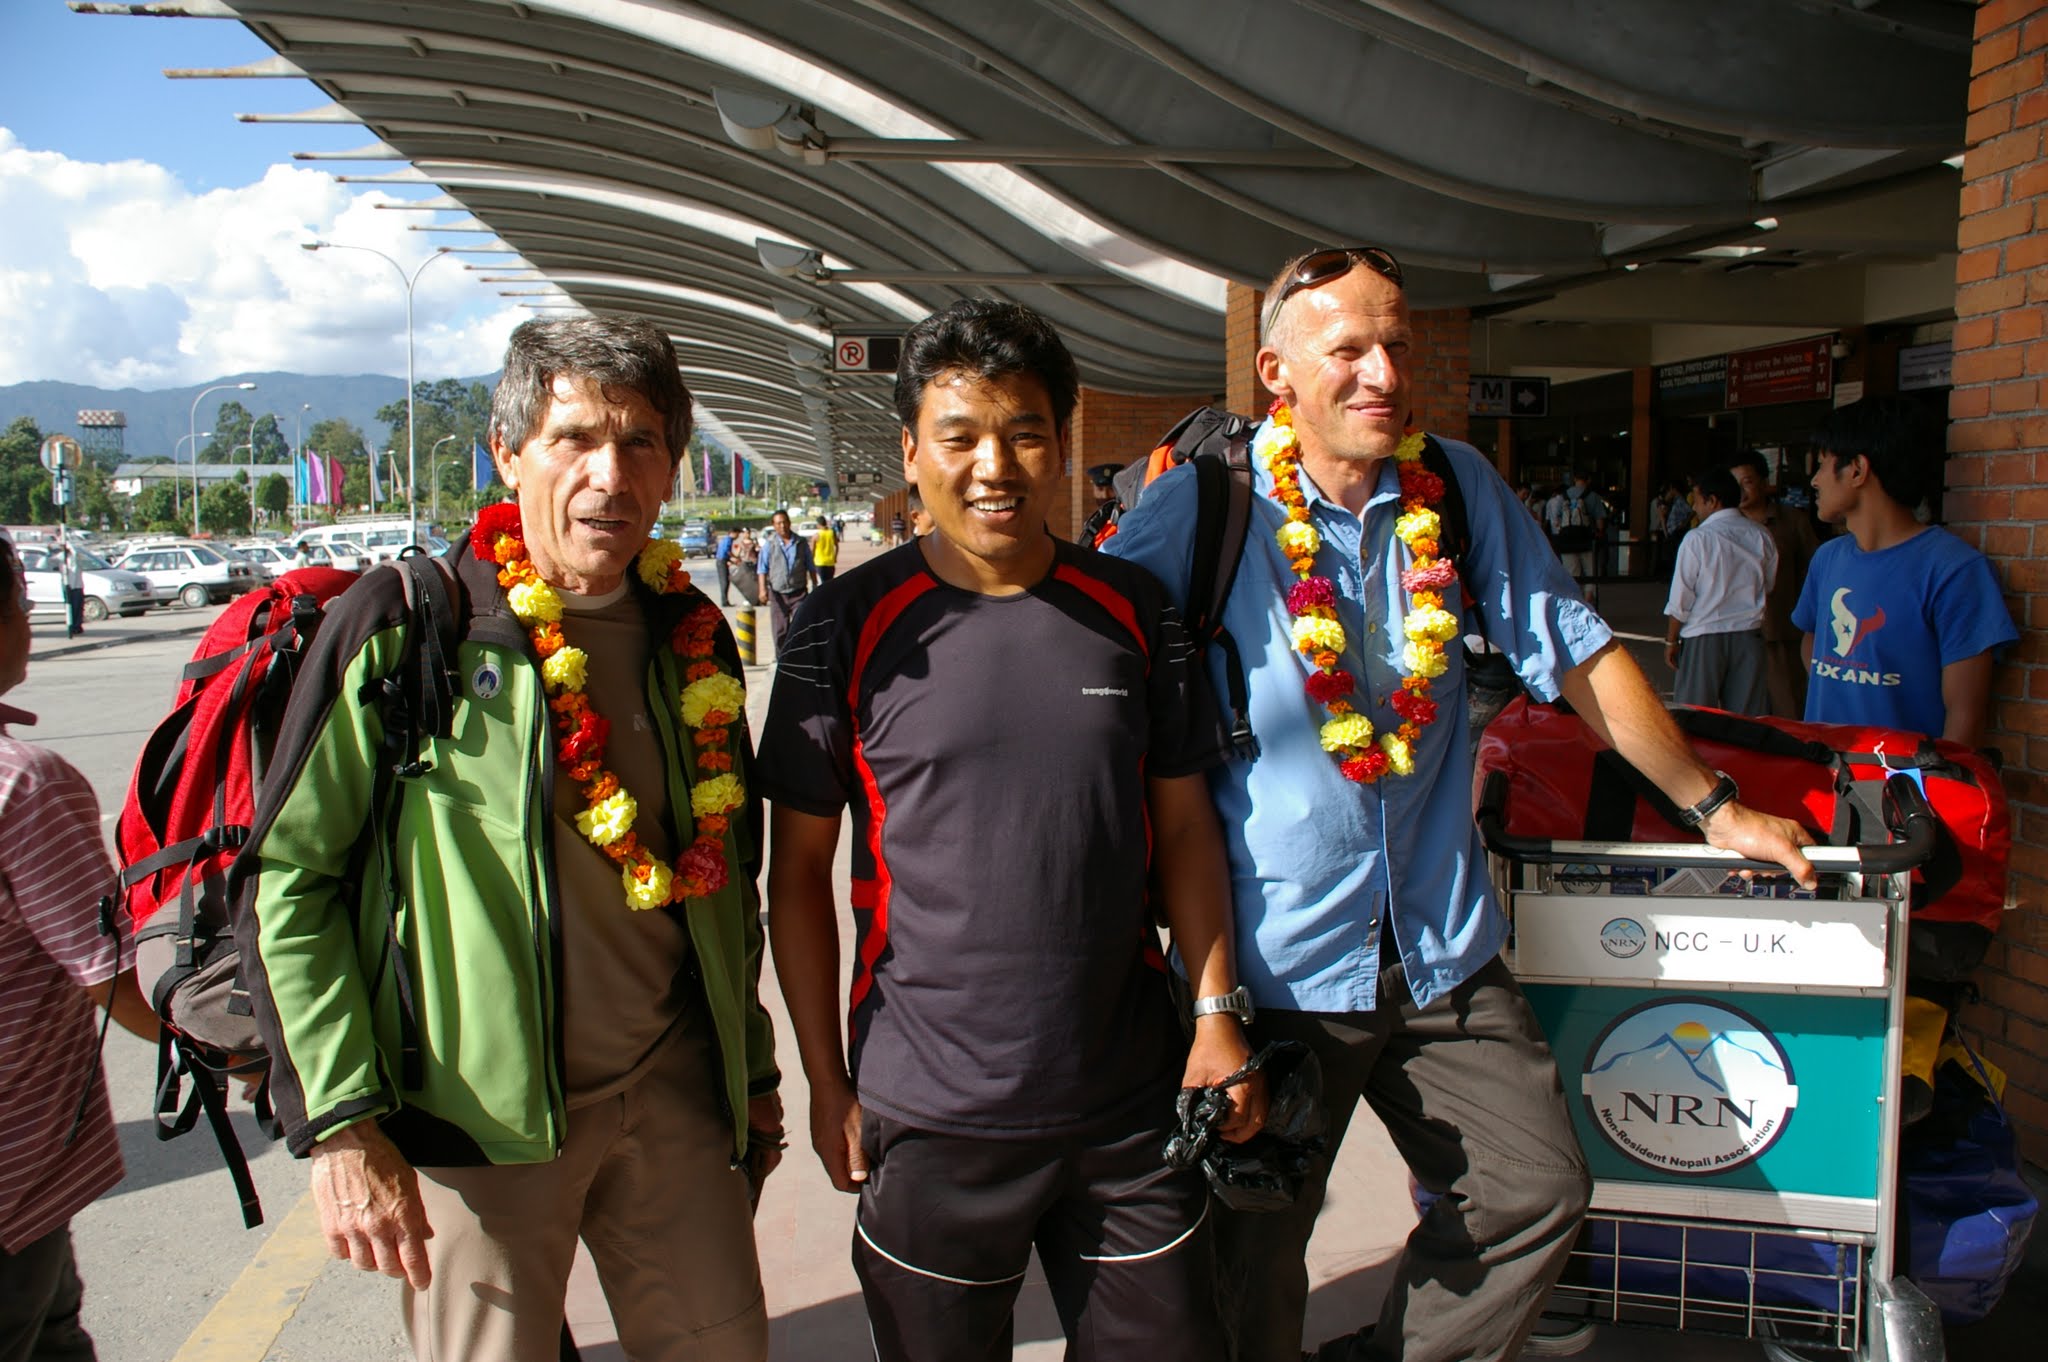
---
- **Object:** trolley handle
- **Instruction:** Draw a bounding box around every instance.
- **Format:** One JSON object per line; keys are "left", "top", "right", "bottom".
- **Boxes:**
{"left": 1475, "top": 770, "right": 1940, "bottom": 874}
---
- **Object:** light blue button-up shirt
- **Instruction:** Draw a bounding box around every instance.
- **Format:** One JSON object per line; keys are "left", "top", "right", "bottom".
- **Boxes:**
{"left": 1105, "top": 434, "right": 1611, "bottom": 1011}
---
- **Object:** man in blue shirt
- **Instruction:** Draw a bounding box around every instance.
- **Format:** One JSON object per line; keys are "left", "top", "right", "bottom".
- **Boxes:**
{"left": 713, "top": 528, "right": 735, "bottom": 605}
{"left": 1791, "top": 398, "right": 2015, "bottom": 747}
{"left": 755, "top": 508, "right": 816, "bottom": 656}
{"left": 1106, "top": 246, "right": 1815, "bottom": 1362}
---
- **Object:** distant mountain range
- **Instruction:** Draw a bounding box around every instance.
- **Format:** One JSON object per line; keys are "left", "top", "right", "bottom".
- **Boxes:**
{"left": 0, "top": 371, "right": 498, "bottom": 462}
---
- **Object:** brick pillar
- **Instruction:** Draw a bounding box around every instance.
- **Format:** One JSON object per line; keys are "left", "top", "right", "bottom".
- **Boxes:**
{"left": 1225, "top": 283, "right": 1275, "bottom": 417}
{"left": 1410, "top": 308, "right": 1472, "bottom": 444}
{"left": 1067, "top": 387, "right": 1218, "bottom": 540}
{"left": 1943, "top": 0, "right": 2048, "bottom": 1163}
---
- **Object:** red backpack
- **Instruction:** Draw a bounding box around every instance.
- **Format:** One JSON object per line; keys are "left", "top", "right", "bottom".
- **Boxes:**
{"left": 111, "top": 559, "right": 458, "bottom": 1226}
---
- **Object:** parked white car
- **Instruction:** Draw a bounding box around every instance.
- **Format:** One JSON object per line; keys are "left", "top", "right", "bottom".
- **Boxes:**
{"left": 114, "top": 540, "right": 263, "bottom": 608}
{"left": 15, "top": 542, "right": 156, "bottom": 621}
{"left": 228, "top": 541, "right": 291, "bottom": 581}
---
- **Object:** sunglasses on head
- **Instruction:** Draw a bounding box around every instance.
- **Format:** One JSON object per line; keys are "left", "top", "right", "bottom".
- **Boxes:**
{"left": 1278, "top": 246, "right": 1404, "bottom": 302}
{"left": 1263, "top": 246, "right": 1404, "bottom": 337}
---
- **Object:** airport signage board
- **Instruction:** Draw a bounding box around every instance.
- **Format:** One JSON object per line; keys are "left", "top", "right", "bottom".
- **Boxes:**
{"left": 1725, "top": 337, "right": 1832, "bottom": 408}
{"left": 1898, "top": 341, "right": 1952, "bottom": 392}
{"left": 1467, "top": 374, "right": 1550, "bottom": 418}
{"left": 833, "top": 334, "right": 903, "bottom": 373}
{"left": 1654, "top": 355, "right": 1726, "bottom": 397}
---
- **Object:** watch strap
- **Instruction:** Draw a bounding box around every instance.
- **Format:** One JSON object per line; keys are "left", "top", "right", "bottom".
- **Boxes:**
{"left": 1679, "top": 772, "right": 1739, "bottom": 828}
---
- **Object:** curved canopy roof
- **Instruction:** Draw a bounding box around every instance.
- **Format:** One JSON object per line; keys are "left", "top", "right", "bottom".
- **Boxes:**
{"left": 83, "top": 0, "right": 1972, "bottom": 487}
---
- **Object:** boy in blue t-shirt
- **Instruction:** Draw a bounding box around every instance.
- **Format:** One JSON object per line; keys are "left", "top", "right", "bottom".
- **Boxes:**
{"left": 1791, "top": 398, "right": 2016, "bottom": 746}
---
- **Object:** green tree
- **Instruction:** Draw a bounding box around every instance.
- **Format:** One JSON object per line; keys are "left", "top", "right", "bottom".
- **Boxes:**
{"left": 132, "top": 480, "right": 182, "bottom": 533}
{"left": 255, "top": 472, "right": 290, "bottom": 523}
{"left": 199, "top": 480, "right": 251, "bottom": 536}
{"left": 0, "top": 416, "right": 55, "bottom": 525}
{"left": 251, "top": 412, "right": 290, "bottom": 464}
{"left": 201, "top": 401, "right": 254, "bottom": 462}
{"left": 378, "top": 379, "right": 493, "bottom": 475}
{"left": 306, "top": 417, "right": 367, "bottom": 463}
{"left": 72, "top": 463, "right": 116, "bottom": 531}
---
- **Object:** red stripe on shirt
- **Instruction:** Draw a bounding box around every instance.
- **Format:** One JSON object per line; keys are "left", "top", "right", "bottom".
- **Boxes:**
{"left": 1053, "top": 564, "right": 1148, "bottom": 662}
{"left": 845, "top": 739, "right": 890, "bottom": 1041}
{"left": 842, "top": 574, "right": 936, "bottom": 1041}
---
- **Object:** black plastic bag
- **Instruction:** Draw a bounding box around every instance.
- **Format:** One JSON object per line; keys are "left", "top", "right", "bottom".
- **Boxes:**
{"left": 1163, "top": 1039, "right": 1329, "bottom": 1213}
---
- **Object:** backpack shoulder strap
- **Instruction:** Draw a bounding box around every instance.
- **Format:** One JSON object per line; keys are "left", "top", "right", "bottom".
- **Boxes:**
{"left": 1188, "top": 417, "right": 1260, "bottom": 759}
{"left": 1419, "top": 435, "right": 1472, "bottom": 567}
{"left": 393, "top": 551, "right": 462, "bottom": 745}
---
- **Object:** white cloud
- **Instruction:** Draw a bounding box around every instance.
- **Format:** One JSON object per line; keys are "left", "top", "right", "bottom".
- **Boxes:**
{"left": 0, "top": 129, "right": 526, "bottom": 388}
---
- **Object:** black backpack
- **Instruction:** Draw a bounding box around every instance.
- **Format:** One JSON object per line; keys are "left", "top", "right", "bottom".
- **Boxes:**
{"left": 1088, "top": 406, "right": 1481, "bottom": 761}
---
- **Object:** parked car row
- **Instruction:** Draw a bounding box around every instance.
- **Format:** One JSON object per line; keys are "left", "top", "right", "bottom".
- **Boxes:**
{"left": 14, "top": 542, "right": 154, "bottom": 621}
{"left": 11, "top": 519, "right": 459, "bottom": 624}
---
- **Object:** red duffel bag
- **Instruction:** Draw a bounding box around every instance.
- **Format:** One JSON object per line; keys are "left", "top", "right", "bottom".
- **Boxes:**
{"left": 1474, "top": 698, "right": 2010, "bottom": 979}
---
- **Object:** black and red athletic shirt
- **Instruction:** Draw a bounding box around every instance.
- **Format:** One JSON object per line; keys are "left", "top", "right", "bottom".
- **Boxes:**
{"left": 757, "top": 537, "right": 1229, "bottom": 1138}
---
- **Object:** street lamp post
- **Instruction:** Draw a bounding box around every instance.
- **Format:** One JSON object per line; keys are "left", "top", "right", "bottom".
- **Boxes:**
{"left": 189, "top": 381, "right": 257, "bottom": 536}
{"left": 302, "top": 241, "right": 454, "bottom": 548}
{"left": 430, "top": 434, "right": 458, "bottom": 526}
{"left": 171, "top": 432, "right": 212, "bottom": 516}
{"left": 231, "top": 442, "right": 255, "bottom": 531}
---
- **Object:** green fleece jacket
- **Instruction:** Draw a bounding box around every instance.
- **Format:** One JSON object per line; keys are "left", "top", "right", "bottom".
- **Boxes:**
{"left": 239, "top": 542, "right": 777, "bottom": 1164}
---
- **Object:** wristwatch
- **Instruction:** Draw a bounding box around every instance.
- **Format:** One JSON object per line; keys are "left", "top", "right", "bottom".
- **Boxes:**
{"left": 1191, "top": 986, "right": 1255, "bottom": 1025}
{"left": 1678, "top": 771, "right": 1739, "bottom": 829}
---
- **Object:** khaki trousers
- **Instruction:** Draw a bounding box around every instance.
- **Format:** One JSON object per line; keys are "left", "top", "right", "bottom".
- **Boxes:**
{"left": 404, "top": 1020, "right": 766, "bottom": 1362}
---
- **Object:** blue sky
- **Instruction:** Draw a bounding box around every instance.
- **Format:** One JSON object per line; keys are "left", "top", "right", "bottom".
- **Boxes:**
{"left": 1, "top": 3, "right": 385, "bottom": 192}
{"left": 0, "top": 2, "right": 522, "bottom": 389}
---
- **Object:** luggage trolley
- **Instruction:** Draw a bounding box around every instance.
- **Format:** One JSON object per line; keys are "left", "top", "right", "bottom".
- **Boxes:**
{"left": 1476, "top": 769, "right": 1947, "bottom": 1362}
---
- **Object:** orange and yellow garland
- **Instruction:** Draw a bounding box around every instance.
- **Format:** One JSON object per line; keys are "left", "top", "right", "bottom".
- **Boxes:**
{"left": 472, "top": 503, "right": 743, "bottom": 910}
{"left": 1255, "top": 402, "right": 1458, "bottom": 783}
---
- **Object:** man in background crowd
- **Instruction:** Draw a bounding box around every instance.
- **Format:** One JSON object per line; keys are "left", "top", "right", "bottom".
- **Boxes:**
{"left": 1544, "top": 470, "right": 1607, "bottom": 587}
{"left": 1664, "top": 467, "right": 1777, "bottom": 715}
{"left": 714, "top": 527, "right": 736, "bottom": 605}
{"left": 811, "top": 515, "right": 839, "bottom": 583}
{"left": 1793, "top": 398, "right": 2015, "bottom": 748}
{"left": 1731, "top": 450, "right": 1820, "bottom": 718}
{"left": 756, "top": 508, "right": 817, "bottom": 656}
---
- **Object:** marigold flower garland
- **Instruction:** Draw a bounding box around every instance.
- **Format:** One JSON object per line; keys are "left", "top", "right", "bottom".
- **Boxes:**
{"left": 471, "top": 503, "right": 744, "bottom": 910}
{"left": 1254, "top": 402, "right": 1457, "bottom": 783}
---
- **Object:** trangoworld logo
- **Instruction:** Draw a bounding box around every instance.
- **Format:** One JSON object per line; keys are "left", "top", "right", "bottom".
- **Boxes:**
{"left": 1816, "top": 588, "right": 1901, "bottom": 687}
{"left": 1827, "top": 588, "right": 1886, "bottom": 659}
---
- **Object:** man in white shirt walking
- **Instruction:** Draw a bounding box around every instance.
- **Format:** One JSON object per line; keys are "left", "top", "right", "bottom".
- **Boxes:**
{"left": 1664, "top": 466, "right": 1777, "bottom": 714}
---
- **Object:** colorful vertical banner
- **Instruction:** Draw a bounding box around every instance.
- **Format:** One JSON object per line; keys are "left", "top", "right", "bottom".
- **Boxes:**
{"left": 296, "top": 448, "right": 312, "bottom": 504}
{"left": 326, "top": 455, "right": 346, "bottom": 509}
{"left": 472, "top": 439, "right": 496, "bottom": 491}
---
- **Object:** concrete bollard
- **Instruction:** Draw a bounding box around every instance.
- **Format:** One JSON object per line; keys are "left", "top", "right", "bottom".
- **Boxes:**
{"left": 733, "top": 605, "right": 756, "bottom": 664}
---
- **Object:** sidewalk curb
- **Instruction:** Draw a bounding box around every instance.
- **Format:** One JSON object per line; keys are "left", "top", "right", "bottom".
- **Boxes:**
{"left": 31, "top": 620, "right": 212, "bottom": 662}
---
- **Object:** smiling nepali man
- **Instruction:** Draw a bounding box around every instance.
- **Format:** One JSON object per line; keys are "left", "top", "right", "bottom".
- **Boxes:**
{"left": 1103, "top": 246, "right": 1819, "bottom": 1362}
{"left": 757, "top": 299, "right": 1265, "bottom": 1362}
{"left": 242, "top": 313, "right": 781, "bottom": 1362}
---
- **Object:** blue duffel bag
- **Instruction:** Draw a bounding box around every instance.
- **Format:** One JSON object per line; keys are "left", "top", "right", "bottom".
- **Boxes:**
{"left": 1899, "top": 1039, "right": 2039, "bottom": 1324}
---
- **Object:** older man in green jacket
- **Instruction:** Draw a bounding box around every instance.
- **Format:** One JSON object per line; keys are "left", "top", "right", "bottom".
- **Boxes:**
{"left": 243, "top": 314, "right": 780, "bottom": 1362}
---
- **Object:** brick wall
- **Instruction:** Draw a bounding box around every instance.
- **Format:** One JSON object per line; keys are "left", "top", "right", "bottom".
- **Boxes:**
{"left": 1411, "top": 308, "right": 1473, "bottom": 444}
{"left": 1067, "top": 387, "right": 1218, "bottom": 540}
{"left": 1943, "top": 0, "right": 2048, "bottom": 1162}
{"left": 1225, "top": 283, "right": 1276, "bottom": 417}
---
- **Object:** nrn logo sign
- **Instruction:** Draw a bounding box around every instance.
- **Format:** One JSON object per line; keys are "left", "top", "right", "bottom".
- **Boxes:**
{"left": 1581, "top": 997, "right": 1798, "bottom": 1176}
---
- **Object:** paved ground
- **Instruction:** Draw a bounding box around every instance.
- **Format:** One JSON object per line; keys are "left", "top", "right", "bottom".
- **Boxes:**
{"left": 19, "top": 542, "right": 2042, "bottom": 1360}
